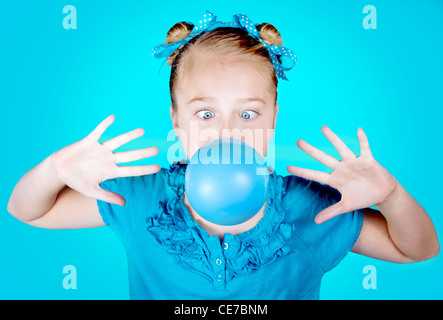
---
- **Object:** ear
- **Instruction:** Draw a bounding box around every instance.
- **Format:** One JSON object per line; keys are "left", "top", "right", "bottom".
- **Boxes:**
{"left": 273, "top": 103, "right": 279, "bottom": 129}
{"left": 170, "top": 105, "right": 183, "bottom": 143}
{"left": 170, "top": 105, "right": 178, "bottom": 130}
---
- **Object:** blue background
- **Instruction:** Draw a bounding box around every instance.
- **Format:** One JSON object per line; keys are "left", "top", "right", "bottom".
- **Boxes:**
{"left": 1, "top": 0, "right": 442, "bottom": 299}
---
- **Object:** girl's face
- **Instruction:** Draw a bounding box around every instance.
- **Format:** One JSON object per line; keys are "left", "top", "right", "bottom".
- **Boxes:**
{"left": 170, "top": 54, "right": 279, "bottom": 160}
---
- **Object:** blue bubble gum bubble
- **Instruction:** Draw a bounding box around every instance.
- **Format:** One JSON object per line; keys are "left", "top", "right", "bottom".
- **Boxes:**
{"left": 185, "top": 138, "right": 269, "bottom": 226}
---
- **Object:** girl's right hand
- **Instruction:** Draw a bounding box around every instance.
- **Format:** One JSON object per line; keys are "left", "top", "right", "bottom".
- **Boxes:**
{"left": 51, "top": 114, "right": 160, "bottom": 206}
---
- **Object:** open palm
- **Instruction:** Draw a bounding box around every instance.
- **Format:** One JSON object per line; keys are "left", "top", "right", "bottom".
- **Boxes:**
{"left": 287, "top": 126, "right": 398, "bottom": 224}
{"left": 51, "top": 115, "right": 160, "bottom": 206}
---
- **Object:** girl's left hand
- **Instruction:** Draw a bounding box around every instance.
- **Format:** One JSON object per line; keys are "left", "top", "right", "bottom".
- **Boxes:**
{"left": 287, "top": 126, "right": 398, "bottom": 224}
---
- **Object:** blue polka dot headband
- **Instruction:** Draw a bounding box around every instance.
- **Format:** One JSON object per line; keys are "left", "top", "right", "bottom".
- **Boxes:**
{"left": 151, "top": 10, "right": 297, "bottom": 81}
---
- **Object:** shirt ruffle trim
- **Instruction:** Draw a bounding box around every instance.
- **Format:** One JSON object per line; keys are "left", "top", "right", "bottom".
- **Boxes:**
{"left": 146, "top": 162, "right": 295, "bottom": 283}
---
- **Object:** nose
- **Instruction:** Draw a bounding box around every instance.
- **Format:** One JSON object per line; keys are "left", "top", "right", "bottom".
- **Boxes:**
{"left": 199, "top": 115, "right": 250, "bottom": 146}
{"left": 217, "top": 116, "right": 242, "bottom": 140}
{"left": 217, "top": 121, "right": 255, "bottom": 147}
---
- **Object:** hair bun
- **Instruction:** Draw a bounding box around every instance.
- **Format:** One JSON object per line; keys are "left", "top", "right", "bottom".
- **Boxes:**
{"left": 164, "top": 22, "right": 194, "bottom": 66}
{"left": 256, "top": 23, "right": 283, "bottom": 47}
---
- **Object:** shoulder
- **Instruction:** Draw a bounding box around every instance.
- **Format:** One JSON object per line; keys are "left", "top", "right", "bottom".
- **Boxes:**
{"left": 96, "top": 166, "right": 175, "bottom": 240}
{"left": 278, "top": 173, "right": 364, "bottom": 272}
{"left": 98, "top": 162, "right": 189, "bottom": 211}
{"left": 280, "top": 174, "right": 341, "bottom": 212}
{"left": 97, "top": 166, "right": 173, "bottom": 223}
{"left": 100, "top": 166, "right": 170, "bottom": 196}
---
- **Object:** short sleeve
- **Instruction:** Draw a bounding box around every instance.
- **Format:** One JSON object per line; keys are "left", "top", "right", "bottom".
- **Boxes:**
{"left": 97, "top": 171, "right": 164, "bottom": 245}
{"left": 282, "top": 175, "right": 365, "bottom": 273}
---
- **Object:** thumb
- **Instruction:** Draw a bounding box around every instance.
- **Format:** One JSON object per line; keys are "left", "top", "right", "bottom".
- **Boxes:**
{"left": 314, "top": 201, "right": 347, "bottom": 224}
{"left": 96, "top": 188, "right": 126, "bottom": 206}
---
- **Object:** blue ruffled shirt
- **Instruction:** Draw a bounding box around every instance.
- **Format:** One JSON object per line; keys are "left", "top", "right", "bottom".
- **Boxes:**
{"left": 97, "top": 162, "right": 364, "bottom": 300}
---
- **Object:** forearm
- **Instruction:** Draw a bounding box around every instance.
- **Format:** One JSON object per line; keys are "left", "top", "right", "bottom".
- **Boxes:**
{"left": 376, "top": 178, "right": 439, "bottom": 261}
{"left": 7, "top": 153, "right": 67, "bottom": 222}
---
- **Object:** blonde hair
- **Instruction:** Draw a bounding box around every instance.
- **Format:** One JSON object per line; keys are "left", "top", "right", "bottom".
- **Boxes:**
{"left": 163, "top": 21, "right": 283, "bottom": 111}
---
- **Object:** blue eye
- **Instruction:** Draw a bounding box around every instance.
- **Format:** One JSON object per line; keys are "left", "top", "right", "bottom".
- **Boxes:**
{"left": 241, "top": 110, "right": 258, "bottom": 121}
{"left": 196, "top": 109, "right": 258, "bottom": 121}
{"left": 196, "top": 110, "right": 214, "bottom": 120}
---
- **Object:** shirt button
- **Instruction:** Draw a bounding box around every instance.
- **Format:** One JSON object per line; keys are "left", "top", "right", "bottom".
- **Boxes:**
{"left": 216, "top": 258, "right": 223, "bottom": 266}
{"left": 223, "top": 242, "right": 229, "bottom": 250}
{"left": 216, "top": 274, "right": 223, "bottom": 281}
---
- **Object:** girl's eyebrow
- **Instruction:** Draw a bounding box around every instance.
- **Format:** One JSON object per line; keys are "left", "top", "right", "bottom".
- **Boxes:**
{"left": 238, "top": 97, "right": 267, "bottom": 105}
{"left": 187, "top": 97, "right": 215, "bottom": 104}
{"left": 187, "top": 96, "right": 266, "bottom": 105}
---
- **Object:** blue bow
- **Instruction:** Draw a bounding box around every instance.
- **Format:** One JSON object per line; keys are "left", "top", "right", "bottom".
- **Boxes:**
{"left": 151, "top": 10, "right": 296, "bottom": 81}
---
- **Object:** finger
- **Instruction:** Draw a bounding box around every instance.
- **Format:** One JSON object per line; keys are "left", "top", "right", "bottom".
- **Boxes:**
{"left": 297, "top": 139, "right": 340, "bottom": 169}
{"left": 86, "top": 114, "right": 115, "bottom": 142}
{"left": 287, "top": 165, "right": 330, "bottom": 185}
{"left": 321, "top": 126, "right": 357, "bottom": 161}
{"left": 95, "top": 188, "right": 126, "bottom": 206}
{"left": 357, "top": 127, "right": 373, "bottom": 158}
{"left": 115, "top": 164, "right": 161, "bottom": 178}
{"left": 102, "top": 128, "right": 145, "bottom": 151}
{"left": 314, "top": 201, "right": 346, "bottom": 224}
{"left": 113, "top": 146, "right": 159, "bottom": 164}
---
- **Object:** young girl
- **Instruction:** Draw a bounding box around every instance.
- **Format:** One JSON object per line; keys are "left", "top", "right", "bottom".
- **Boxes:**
{"left": 7, "top": 10, "right": 439, "bottom": 299}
